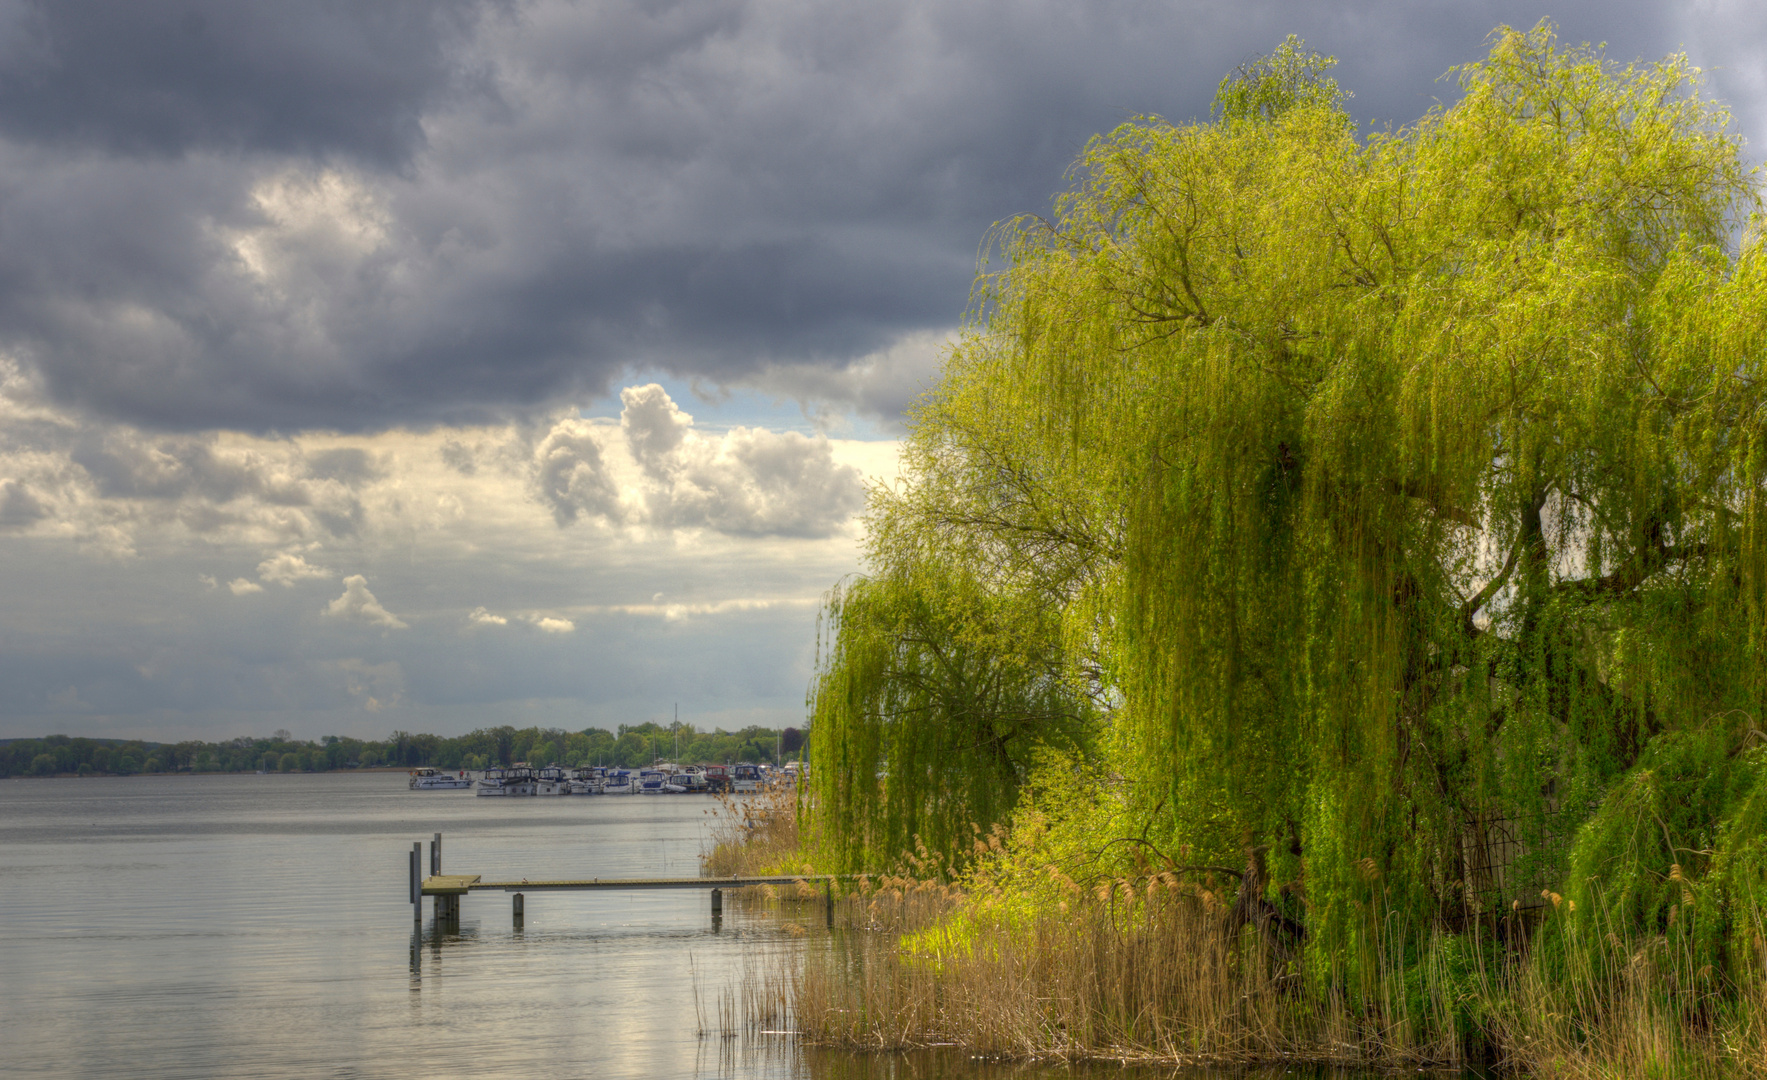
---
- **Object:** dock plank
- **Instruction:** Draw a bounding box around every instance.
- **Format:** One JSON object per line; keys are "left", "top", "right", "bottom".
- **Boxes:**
{"left": 466, "top": 875, "right": 837, "bottom": 892}
{"left": 420, "top": 874, "right": 481, "bottom": 895}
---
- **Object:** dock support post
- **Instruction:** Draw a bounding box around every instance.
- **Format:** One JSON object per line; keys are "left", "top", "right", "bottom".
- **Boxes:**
{"left": 710, "top": 886, "right": 723, "bottom": 931}
{"left": 513, "top": 892, "right": 525, "bottom": 929}
{"left": 824, "top": 879, "right": 834, "bottom": 929}
{"left": 429, "top": 833, "right": 443, "bottom": 921}
{"left": 410, "top": 842, "right": 421, "bottom": 922}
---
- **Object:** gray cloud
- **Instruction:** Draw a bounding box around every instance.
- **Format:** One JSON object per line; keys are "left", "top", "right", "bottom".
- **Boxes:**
{"left": 532, "top": 418, "right": 622, "bottom": 526}
{"left": 50, "top": 426, "right": 369, "bottom": 544}
{"left": 0, "top": 0, "right": 483, "bottom": 164}
{"left": 0, "top": 478, "right": 45, "bottom": 527}
{"left": 0, "top": 0, "right": 1725, "bottom": 434}
{"left": 622, "top": 383, "right": 692, "bottom": 476}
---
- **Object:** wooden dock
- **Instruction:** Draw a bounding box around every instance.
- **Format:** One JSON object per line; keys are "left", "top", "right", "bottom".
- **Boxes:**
{"left": 421, "top": 873, "right": 838, "bottom": 893}
{"left": 407, "top": 833, "right": 841, "bottom": 927}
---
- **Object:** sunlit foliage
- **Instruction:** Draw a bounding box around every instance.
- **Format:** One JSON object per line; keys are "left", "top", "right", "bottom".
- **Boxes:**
{"left": 809, "top": 21, "right": 1767, "bottom": 995}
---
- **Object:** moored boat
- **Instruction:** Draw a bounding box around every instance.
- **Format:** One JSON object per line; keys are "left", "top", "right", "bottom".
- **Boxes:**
{"left": 409, "top": 767, "right": 472, "bottom": 790}
{"left": 568, "top": 766, "right": 604, "bottom": 794}
{"left": 702, "top": 764, "right": 730, "bottom": 793}
{"left": 476, "top": 766, "right": 537, "bottom": 797}
{"left": 535, "top": 765, "right": 571, "bottom": 795}
{"left": 731, "top": 763, "right": 763, "bottom": 794}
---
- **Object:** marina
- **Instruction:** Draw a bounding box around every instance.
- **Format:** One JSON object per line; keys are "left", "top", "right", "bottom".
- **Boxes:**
{"left": 441, "top": 762, "right": 782, "bottom": 797}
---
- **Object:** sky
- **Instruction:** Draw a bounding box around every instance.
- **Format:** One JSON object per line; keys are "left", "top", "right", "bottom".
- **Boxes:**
{"left": 1, "top": 0, "right": 1762, "bottom": 742}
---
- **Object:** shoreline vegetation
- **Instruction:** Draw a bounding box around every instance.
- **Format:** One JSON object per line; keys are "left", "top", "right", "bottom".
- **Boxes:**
{"left": 714, "top": 788, "right": 1767, "bottom": 1078}
{"left": 0, "top": 722, "right": 802, "bottom": 779}
{"left": 713, "top": 25, "right": 1767, "bottom": 1079}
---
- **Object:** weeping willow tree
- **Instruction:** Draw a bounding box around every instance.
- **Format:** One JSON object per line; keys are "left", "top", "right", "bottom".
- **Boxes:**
{"left": 806, "top": 351, "right": 1108, "bottom": 868}
{"left": 810, "top": 23, "right": 1767, "bottom": 979}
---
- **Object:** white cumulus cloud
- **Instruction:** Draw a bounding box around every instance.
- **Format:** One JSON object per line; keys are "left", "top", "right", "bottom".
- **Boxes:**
{"left": 467, "top": 606, "right": 508, "bottom": 626}
{"left": 324, "top": 574, "right": 408, "bottom": 629}
{"left": 227, "top": 578, "right": 263, "bottom": 595}
{"left": 528, "top": 385, "right": 868, "bottom": 538}
{"left": 257, "top": 551, "right": 332, "bottom": 587}
{"left": 620, "top": 385, "right": 866, "bottom": 537}
{"left": 530, "top": 615, "right": 576, "bottom": 633}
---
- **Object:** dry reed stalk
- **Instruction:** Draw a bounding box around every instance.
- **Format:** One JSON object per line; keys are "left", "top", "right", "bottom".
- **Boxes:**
{"left": 717, "top": 868, "right": 1767, "bottom": 1076}
{"left": 707, "top": 796, "right": 1767, "bottom": 1075}
{"left": 786, "top": 878, "right": 1767, "bottom": 1075}
{"left": 702, "top": 784, "right": 802, "bottom": 877}
{"left": 786, "top": 877, "right": 1390, "bottom": 1066}
{"left": 1469, "top": 896, "right": 1767, "bottom": 1079}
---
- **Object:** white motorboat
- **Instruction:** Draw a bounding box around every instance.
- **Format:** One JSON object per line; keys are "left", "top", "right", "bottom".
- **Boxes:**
{"left": 602, "top": 770, "right": 637, "bottom": 795}
{"left": 476, "top": 766, "right": 538, "bottom": 796}
{"left": 535, "top": 765, "right": 572, "bottom": 796}
{"left": 731, "top": 763, "right": 763, "bottom": 794}
{"left": 409, "top": 767, "right": 472, "bottom": 790}
{"left": 568, "top": 766, "right": 604, "bottom": 794}
{"left": 638, "top": 770, "right": 666, "bottom": 794}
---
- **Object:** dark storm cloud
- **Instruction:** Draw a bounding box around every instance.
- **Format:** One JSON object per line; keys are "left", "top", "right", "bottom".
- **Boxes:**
{"left": 0, "top": 0, "right": 1733, "bottom": 433}
{"left": 0, "top": 0, "right": 484, "bottom": 163}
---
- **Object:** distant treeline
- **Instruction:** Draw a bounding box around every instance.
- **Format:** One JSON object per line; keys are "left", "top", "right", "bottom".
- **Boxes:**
{"left": 0, "top": 722, "right": 806, "bottom": 778}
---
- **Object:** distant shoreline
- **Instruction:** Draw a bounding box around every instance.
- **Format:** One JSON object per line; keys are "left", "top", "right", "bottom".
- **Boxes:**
{"left": 10, "top": 766, "right": 421, "bottom": 779}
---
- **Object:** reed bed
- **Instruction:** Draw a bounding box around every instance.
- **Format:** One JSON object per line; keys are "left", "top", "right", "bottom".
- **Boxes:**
{"left": 772, "top": 875, "right": 1767, "bottom": 1077}
{"left": 693, "top": 940, "right": 796, "bottom": 1042}
{"left": 701, "top": 784, "right": 803, "bottom": 877}
{"left": 701, "top": 794, "right": 1767, "bottom": 1074}
{"left": 790, "top": 875, "right": 1427, "bottom": 1067}
{"left": 1483, "top": 901, "right": 1767, "bottom": 1078}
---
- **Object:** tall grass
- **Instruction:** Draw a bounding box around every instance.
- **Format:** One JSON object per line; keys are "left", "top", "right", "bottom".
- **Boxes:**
{"left": 1485, "top": 894, "right": 1767, "bottom": 1078}
{"left": 769, "top": 872, "right": 1767, "bottom": 1076}
{"left": 702, "top": 791, "right": 1767, "bottom": 1075}
{"left": 790, "top": 872, "right": 1455, "bottom": 1067}
{"left": 702, "top": 784, "right": 804, "bottom": 877}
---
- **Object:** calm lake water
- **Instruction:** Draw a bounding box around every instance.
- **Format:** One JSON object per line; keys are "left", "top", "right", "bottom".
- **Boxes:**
{"left": 0, "top": 772, "right": 1463, "bottom": 1079}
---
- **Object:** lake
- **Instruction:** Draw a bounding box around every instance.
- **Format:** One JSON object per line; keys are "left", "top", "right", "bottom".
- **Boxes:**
{"left": 0, "top": 772, "right": 1463, "bottom": 1078}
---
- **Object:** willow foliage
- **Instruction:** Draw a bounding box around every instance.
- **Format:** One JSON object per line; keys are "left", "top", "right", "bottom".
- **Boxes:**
{"left": 810, "top": 23, "right": 1767, "bottom": 976}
